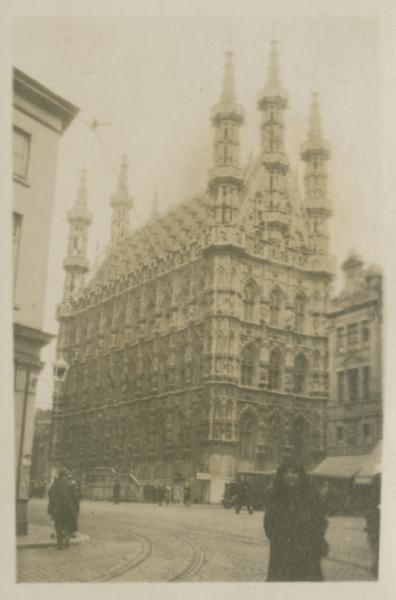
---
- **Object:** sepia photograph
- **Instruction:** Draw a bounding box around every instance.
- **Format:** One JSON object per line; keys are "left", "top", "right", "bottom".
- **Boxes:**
{"left": 3, "top": 0, "right": 395, "bottom": 593}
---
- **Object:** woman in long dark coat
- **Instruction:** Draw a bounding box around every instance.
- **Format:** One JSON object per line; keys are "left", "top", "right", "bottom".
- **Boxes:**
{"left": 264, "top": 464, "right": 328, "bottom": 581}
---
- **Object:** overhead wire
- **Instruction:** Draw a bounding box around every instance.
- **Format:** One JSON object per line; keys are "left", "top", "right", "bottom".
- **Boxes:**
{"left": 75, "top": 113, "right": 160, "bottom": 261}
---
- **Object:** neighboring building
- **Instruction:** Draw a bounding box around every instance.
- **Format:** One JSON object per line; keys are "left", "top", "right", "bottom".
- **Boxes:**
{"left": 30, "top": 409, "right": 52, "bottom": 489}
{"left": 326, "top": 255, "right": 382, "bottom": 456}
{"left": 53, "top": 42, "right": 335, "bottom": 503}
{"left": 13, "top": 68, "right": 78, "bottom": 534}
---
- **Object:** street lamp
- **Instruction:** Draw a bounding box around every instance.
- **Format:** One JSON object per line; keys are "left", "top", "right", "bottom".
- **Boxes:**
{"left": 53, "top": 357, "right": 69, "bottom": 382}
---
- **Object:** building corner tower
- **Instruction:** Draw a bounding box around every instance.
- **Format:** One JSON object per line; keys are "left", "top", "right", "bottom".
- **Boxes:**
{"left": 208, "top": 49, "right": 244, "bottom": 227}
{"left": 52, "top": 169, "right": 92, "bottom": 473}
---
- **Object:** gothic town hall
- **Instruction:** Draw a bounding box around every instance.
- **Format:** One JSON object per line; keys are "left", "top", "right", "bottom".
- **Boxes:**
{"left": 53, "top": 42, "right": 340, "bottom": 503}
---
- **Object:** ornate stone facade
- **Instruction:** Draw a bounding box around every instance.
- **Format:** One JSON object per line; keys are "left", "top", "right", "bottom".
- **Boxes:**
{"left": 53, "top": 43, "right": 334, "bottom": 502}
{"left": 327, "top": 255, "right": 382, "bottom": 456}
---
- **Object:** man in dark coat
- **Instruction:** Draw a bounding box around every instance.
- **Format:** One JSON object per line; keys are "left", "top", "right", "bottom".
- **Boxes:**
{"left": 183, "top": 483, "right": 192, "bottom": 507}
{"left": 235, "top": 481, "right": 253, "bottom": 514}
{"left": 157, "top": 484, "right": 165, "bottom": 506}
{"left": 47, "top": 469, "right": 79, "bottom": 550}
{"left": 67, "top": 473, "right": 81, "bottom": 537}
{"left": 264, "top": 464, "right": 328, "bottom": 581}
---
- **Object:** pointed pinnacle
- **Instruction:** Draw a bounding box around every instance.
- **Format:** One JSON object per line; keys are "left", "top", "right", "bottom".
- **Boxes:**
{"left": 308, "top": 92, "right": 323, "bottom": 142}
{"left": 258, "top": 38, "right": 287, "bottom": 106}
{"left": 300, "top": 90, "right": 330, "bottom": 160}
{"left": 117, "top": 154, "right": 129, "bottom": 193}
{"left": 220, "top": 50, "right": 236, "bottom": 104}
{"left": 268, "top": 39, "right": 280, "bottom": 86}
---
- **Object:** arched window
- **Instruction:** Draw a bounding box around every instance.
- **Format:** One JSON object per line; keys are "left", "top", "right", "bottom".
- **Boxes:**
{"left": 269, "top": 288, "right": 282, "bottom": 327}
{"left": 294, "top": 353, "right": 307, "bottom": 395}
{"left": 158, "top": 356, "right": 167, "bottom": 393}
{"left": 239, "top": 412, "right": 256, "bottom": 460}
{"left": 216, "top": 331, "right": 225, "bottom": 353}
{"left": 241, "top": 345, "right": 257, "bottom": 386}
{"left": 295, "top": 293, "right": 306, "bottom": 333}
{"left": 228, "top": 331, "right": 234, "bottom": 354}
{"left": 226, "top": 399, "right": 233, "bottom": 421}
{"left": 193, "top": 349, "right": 202, "bottom": 385}
{"left": 217, "top": 267, "right": 226, "bottom": 288}
{"left": 313, "top": 350, "right": 320, "bottom": 371}
{"left": 243, "top": 282, "right": 258, "bottom": 322}
{"left": 145, "top": 357, "right": 152, "bottom": 392}
{"left": 157, "top": 415, "right": 166, "bottom": 459}
{"left": 268, "top": 349, "right": 282, "bottom": 390}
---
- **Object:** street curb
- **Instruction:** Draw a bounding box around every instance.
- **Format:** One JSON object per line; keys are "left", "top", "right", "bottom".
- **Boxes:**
{"left": 17, "top": 533, "right": 90, "bottom": 550}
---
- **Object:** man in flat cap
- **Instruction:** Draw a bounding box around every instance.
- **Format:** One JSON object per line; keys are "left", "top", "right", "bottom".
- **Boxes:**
{"left": 47, "top": 468, "right": 79, "bottom": 550}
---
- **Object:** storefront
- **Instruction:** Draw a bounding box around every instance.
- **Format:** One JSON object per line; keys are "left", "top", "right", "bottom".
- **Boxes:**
{"left": 311, "top": 453, "right": 372, "bottom": 515}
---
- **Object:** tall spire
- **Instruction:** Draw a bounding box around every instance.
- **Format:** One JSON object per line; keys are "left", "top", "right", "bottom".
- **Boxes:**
{"left": 110, "top": 155, "right": 133, "bottom": 244}
{"left": 257, "top": 39, "right": 288, "bottom": 170}
{"left": 305, "top": 92, "right": 328, "bottom": 150}
{"left": 301, "top": 91, "right": 330, "bottom": 162}
{"left": 208, "top": 49, "right": 245, "bottom": 228}
{"left": 69, "top": 168, "right": 90, "bottom": 218}
{"left": 260, "top": 39, "right": 288, "bottom": 105}
{"left": 220, "top": 50, "right": 236, "bottom": 104}
{"left": 61, "top": 169, "right": 92, "bottom": 306}
{"left": 300, "top": 92, "right": 331, "bottom": 254}
{"left": 114, "top": 154, "right": 131, "bottom": 200}
{"left": 209, "top": 48, "right": 244, "bottom": 173}
{"left": 267, "top": 39, "right": 280, "bottom": 87}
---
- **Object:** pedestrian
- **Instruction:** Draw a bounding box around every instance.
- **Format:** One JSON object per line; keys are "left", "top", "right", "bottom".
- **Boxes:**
{"left": 157, "top": 484, "right": 165, "bottom": 506}
{"left": 318, "top": 480, "right": 332, "bottom": 516}
{"left": 364, "top": 474, "right": 381, "bottom": 578}
{"left": 113, "top": 481, "right": 121, "bottom": 504}
{"left": 183, "top": 483, "right": 191, "bottom": 507}
{"left": 67, "top": 473, "right": 81, "bottom": 537}
{"left": 264, "top": 464, "right": 327, "bottom": 580}
{"left": 264, "top": 463, "right": 328, "bottom": 581}
{"left": 39, "top": 481, "right": 46, "bottom": 498}
{"left": 235, "top": 481, "right": 253, "bottom": 514}
{"left": 164, "top": 484, "right": 171, "bottom": 506}
{"left": 47, "top": 468, "right": 79, "bottom": 550}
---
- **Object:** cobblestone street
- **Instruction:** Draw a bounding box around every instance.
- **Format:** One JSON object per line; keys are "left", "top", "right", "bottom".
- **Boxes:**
{"left": 17, "top": 499, "right": 374, "bottom": 582}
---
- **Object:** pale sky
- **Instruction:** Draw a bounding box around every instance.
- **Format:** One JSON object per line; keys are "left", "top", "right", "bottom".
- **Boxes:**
{"left": 13, "top": 16, "right": 383, "bottom": 408}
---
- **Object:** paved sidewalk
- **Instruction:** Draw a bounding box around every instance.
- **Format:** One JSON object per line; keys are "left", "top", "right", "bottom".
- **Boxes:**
{"left": 17, "top": 524, "right": 89, "bottom": 549}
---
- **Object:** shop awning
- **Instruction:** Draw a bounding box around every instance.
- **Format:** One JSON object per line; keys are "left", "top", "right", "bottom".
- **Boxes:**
{"left": 354, "top": 441, "right": 382, "bottom": 485}
{"left": 311, "top": 454, "right": 370, "bottom": 479}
